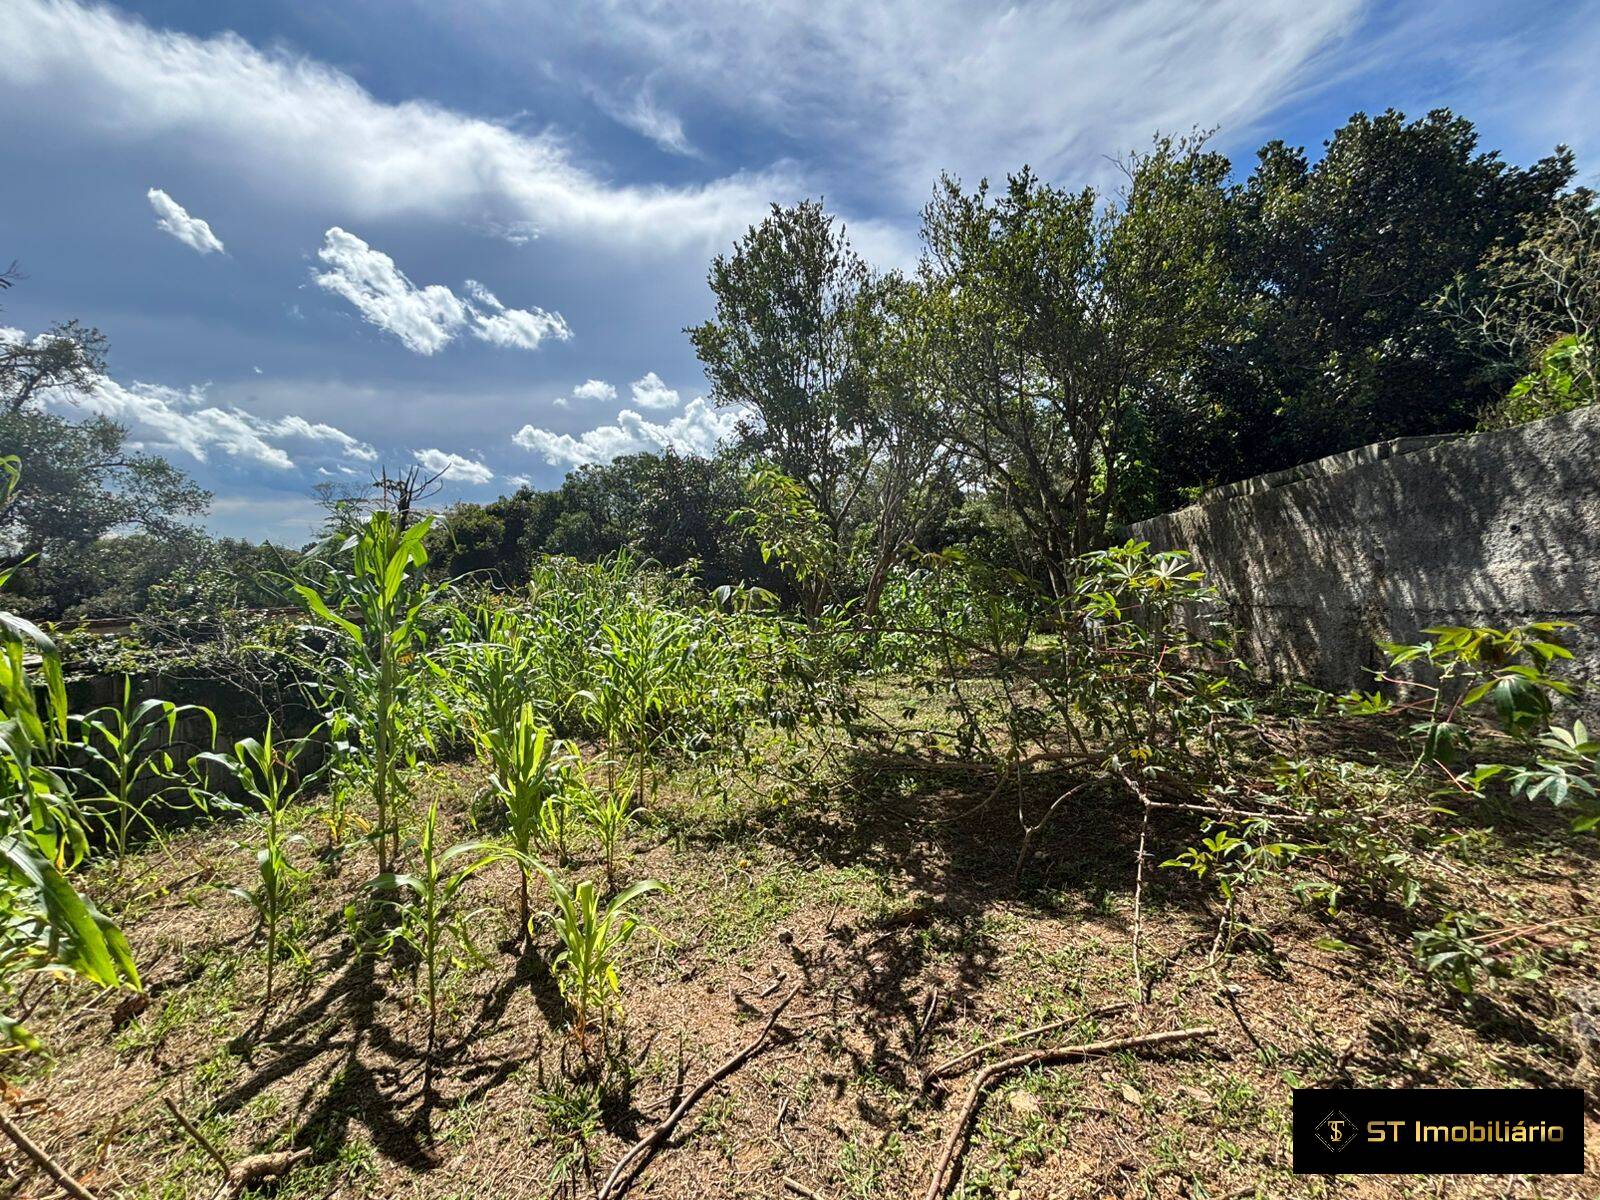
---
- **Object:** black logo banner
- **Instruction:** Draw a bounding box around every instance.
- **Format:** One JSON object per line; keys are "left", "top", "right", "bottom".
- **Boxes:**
{"left": 1292, "top": 1088, "right": 1584, "bottom": 1174}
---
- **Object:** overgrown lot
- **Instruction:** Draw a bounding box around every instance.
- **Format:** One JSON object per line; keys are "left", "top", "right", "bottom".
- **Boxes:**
{"left": 5, "top": 519, "right": 1599, "bottom": 1199}
{"left": 16, "top": 691, "right": 1600, "bottom": 1199}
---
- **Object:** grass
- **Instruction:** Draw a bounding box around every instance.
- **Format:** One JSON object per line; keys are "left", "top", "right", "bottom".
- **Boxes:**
{"left": 9, "top": 676, "right": 1600, "bottom": 1200}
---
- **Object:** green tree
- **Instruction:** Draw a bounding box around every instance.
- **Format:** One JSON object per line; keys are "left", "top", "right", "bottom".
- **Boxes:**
{"left": 1175, "top": 109, "right": 1574, "bottom": 496}
{"left": 1450, "top": 192, "right": 1599, "bottom": 429}
{"left": 918, "top": 136, "right": 1238, "bottom": 593}
{"left": 689, "top": 201, "right": 879, "bottom": 544}
{"left": 0, "top": 273, "right": 210, "bottom": 614}
{"left": 692, "top": 203, "right": 955, "bottom": 610}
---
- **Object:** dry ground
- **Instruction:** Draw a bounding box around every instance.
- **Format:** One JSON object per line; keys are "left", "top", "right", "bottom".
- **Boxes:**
{"left": 6, "top": 696, "right": 1599, "bottom": 1200}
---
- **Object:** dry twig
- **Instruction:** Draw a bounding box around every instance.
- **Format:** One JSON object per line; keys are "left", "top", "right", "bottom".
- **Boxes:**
{"left": 596, "top": 984, "right": 799, "bottom": 1200}
{"left": 924, "top": 1000, "right": 1134, "bottom": 1083}
{"left": 920, "top": 1025, "right": 1218, "bottom": 1200}
{"left": 782, "top": 1176, "right": 833, "bottom": 1200}
{"left": 162, "top": 1097, "right": 310, "bottom": 1200}
{"left": 0, "top": 1109, "right": 99, "bottom": 1200}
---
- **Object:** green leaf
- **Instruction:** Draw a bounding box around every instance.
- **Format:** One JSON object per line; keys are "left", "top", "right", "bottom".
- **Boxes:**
{"left": 292, "top": 585, "right": 364, "bottom": 645}
{"left": 0, "top": 835, "right": 139, "bottom": 991}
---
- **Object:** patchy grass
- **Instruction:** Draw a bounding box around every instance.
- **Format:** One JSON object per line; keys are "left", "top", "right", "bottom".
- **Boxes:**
{"left": 7, "top": 696, "right": 1599, "bottom": 1200}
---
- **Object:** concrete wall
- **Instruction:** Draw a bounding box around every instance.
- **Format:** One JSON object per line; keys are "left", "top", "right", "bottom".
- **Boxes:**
{"left": 1128, "top": 406, "right": 1600, "bottom": 709}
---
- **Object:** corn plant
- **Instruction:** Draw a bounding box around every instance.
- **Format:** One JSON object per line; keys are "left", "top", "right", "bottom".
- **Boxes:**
{"left": 0, "top": 457, "right": 139, "bottom": 1048}
{"left": 441, "top": 602, "right": 547, "bottom": 738}
{"left": 368, "top": 801, "right": 499, "bottom": 1056}
{"left": 73, "top": 677, "right": 216, "bottom": 858}
{"left": 476, "top": 704, "right": 577, "bottom": 928}
{"left": 199, "top": 723, "right": 314, "bottom": 1014}
{"left": 581, "top": 785, "right": 635, "bottom": 893}
{"left": 585, "top": 605, "right": 693, "bottom": 809}
{"left": 535, "top": 869, "right": 660, "bottom": 1061}
{"left": 293, "top": 511, "right": 439, "bottom": 875}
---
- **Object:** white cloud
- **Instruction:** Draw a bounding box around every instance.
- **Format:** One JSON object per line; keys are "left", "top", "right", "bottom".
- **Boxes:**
{"left": 463, "top": 280, "right": 571, "bottom": 351}
{"left": 314, "top": 229, "right": 464, "bottom": 354}
{"left": 513, "top": 396, "right": 742, "bottom": 466}
{"left": 64, "top": 376, "right": 376, "bottom": 471}
{"left": 531, "top": 0, "right": 1365, "bottom": 203}
{"left": 270, "top": 414, "right": 380, "bottom": 462}
{"left": 551, "top": 378, "right": 619, "bottom": 410}
{"left": 0, "top": 1, "right": 788, "bottom": 250}
{"left": 413, "top": 448, "right": 495, "bottom": 484}
{"left": 13, "top": 323, "right": 377, "bottom": 472}
{"left": 628, "top": 371, "right": 680, "bottom": 410}
{"left": 505, "top": 473, "right": 534, "bottom": 489}
{"left": 313, "top": 229, "right": 571, "bottom": 355}
{"left": 573, "top": 379, "right": 618, "bottom": 404}
{"left": 596, "top": 83, "right": 697, "bottom": 156}
{"left": 146, "top": 188, "right": 225, "bottom": 254}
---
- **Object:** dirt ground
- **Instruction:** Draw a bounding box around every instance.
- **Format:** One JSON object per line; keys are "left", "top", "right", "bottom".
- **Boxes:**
{"left": 7, "top": 703, "right": 1600, "bottom": 1200}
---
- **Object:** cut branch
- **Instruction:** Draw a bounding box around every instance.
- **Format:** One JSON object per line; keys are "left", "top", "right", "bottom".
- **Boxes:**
{"left": 597, "top": 984, "right": 798, "bottom": 1200}
{"left": 0, "top": 1108, "right": 100, "bottom": 1200}
{"left": 921, "top": 1025, "right": 1218, "bottom": 1200}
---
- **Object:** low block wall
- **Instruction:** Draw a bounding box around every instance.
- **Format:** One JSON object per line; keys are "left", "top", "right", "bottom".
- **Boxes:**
{"left": 1128, "top": 406, "right": 1600, "bottom": 711}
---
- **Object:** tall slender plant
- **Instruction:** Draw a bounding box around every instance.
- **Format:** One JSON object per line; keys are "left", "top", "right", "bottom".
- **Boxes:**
{"left": 586, "top": 606, "right": 692, "bottom": 810}
{"left": 369, "top": 800, "right": 499, "bottom": 1057}
{"left": 293, "top": 511, "right": 438, "bottom": 875}
{"left": 75, "top": 677, "right": 216, "bottom": 857}
{"left": 477, "top": 704, "right": 571, "bottom": 928}
{"left": 200, "top": 723, "right": 314, "bottom": 1014}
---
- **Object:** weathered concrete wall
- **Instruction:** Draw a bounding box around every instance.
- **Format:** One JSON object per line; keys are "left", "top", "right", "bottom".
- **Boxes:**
{"left": 1128, "top": 406, "right": 1600, "bottom": 709}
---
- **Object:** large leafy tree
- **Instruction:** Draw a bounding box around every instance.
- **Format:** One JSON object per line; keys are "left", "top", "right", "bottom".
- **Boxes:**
{"left": 918, "top": 136, "right": 1238, "bottom": 593}
{"left": 0, "top": 269, "right": 209, "bottom": 614}
{"left": 688, "top": 200, "right": 877, "bottom": 541}
{"left": 1139, "top": 110, "right": 1575, "bottom": 510}
{"left": 691, "top": 202, "right": 957, "bottom": 611}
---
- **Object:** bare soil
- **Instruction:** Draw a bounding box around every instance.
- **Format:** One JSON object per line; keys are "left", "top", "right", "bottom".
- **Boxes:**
{"left": 6, "top": 709, "right": 1599, "bottom": 1199}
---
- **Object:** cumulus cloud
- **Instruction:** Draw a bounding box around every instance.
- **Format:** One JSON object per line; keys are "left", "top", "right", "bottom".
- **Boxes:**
{"left": 413, "top": 448, "right": 495, "bottom": 484}
{"left": 573, "top": 379, "right": 618, "bottom": 404}
{"left": 313, "top": 229, "right": 571, "bottom": 355}
{"left": 628, "top": 371, "right": 680, "bottom": 410}
{"left": 314, "top": 229, "right": 465, "bottom": 354}
{"left": 464, "top": 280, "right": 571, "bottom": 351}
{"left": 513, "top": 396, "right": 741, "bottom": 466}
{"left": 10, "top": 323, "right": 376, "bottom": 471}
{"left": 0, "top": 1, "right": 787, "bottom": 250}
{"left": 550, "top": 378, "right": 620, "bottom": 410}
{"left": 66, "top": 376, "right": 376, "bottom": 471}
{"left": 147, "top": 188, "right": 225, "bottom": 254}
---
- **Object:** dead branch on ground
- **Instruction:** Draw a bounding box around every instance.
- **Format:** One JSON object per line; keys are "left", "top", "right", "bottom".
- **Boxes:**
{"left": 921, "top": 1025, "right": 1219, "bottom": 1200}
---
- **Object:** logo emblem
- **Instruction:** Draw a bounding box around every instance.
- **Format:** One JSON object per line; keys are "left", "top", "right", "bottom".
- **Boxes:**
{"left": 1316, "top": 1110, "right": 1358, "bottom": 1154}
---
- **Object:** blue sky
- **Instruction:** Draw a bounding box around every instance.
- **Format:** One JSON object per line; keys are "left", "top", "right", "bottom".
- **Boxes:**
{"left": 1, "top": 0, "right": 1596, "bottom": 544}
